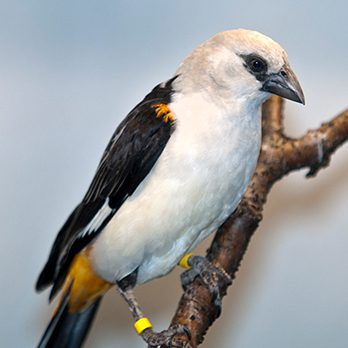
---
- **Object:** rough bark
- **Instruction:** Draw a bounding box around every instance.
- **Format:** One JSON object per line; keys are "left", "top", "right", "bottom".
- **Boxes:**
{"left": 161, "top": 96, "right": 348, "bottom": 347}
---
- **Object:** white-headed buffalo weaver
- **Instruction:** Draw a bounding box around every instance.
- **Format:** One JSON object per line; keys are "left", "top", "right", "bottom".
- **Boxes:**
{"left": 36, "top": 29, "right": 304, "bottom": 347}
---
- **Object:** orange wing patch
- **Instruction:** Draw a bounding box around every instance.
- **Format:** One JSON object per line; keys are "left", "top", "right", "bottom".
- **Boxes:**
{"left": 62, "top": 251, "right": 112, "bottom": 313}
{"left": 153, "top": 103, "right": 176, "bottom": 123}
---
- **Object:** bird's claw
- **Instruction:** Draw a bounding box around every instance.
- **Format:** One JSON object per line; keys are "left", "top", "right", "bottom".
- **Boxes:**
{"left": 180, "top": 256, "right": 231, "bottom": 317}
{"left": 142, "top": 324, "right": 192, "bottom": 348}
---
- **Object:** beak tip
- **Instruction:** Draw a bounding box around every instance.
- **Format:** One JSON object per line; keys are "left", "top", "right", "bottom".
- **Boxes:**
{"left": 297, "top": 93, "right": 305, "bottom": 105}
{"left": 297, "top": 88, "right": 305, "bottom": 105}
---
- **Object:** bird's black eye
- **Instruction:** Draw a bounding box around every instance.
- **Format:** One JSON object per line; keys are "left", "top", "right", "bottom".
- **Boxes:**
{"left": 241, "top": 54, "right": 268, "bottom": 78}
{"left": 250, "top": 58, "right": 266, "bottom": 73}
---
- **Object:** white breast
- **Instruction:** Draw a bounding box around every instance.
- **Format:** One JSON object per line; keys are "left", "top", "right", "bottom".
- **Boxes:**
{"left": 91, "top": 92, "right": 261, "bottom": 284}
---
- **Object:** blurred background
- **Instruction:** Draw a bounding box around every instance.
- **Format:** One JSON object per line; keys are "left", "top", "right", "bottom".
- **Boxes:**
{"left": 0, "top": 1, "right": 347, "bottom": 347}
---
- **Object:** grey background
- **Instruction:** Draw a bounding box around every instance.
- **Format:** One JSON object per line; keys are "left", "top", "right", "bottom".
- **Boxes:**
{"left": 1, "top": 1, "right": 347, "bottom": 347}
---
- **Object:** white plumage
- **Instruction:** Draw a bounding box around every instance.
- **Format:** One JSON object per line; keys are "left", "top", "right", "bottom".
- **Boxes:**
{"left": 90, "top": 29, "right": 298, "bottom": 284}
{"left": 92, "top": 90, "right": 262, "bottom": 283}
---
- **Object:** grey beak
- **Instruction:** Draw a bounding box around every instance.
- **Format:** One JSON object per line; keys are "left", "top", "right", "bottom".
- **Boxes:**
{"left": 261, "top": 65, "right": 305, "bottom": 104}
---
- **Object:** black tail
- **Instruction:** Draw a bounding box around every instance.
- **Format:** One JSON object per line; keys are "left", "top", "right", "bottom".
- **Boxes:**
{"left": 37, "top": 292, "right": 101, "bottom": 348}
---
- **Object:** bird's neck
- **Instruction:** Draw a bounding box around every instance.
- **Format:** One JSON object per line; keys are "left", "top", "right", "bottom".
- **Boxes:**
{"left": 173, "top": 74, "right": 265, "bottom": 122}
{"left": 170, "top": 89, "right": 262, "bottom": 145}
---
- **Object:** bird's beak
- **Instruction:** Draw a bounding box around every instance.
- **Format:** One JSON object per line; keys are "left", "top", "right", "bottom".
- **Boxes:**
{"left": 261, "top": 65, "right": 305, "bottom": 104}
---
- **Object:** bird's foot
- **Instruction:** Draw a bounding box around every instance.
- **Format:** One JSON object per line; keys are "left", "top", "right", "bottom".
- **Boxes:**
{"left": 141, "top": 324, "right": 192, "bottom": 348}
{"left": 180, "top": 255, "right": 231, "bottom": 317}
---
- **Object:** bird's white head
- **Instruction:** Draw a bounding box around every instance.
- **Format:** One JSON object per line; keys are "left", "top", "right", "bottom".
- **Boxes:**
{"left": 175, "top": 29, "right": 304, "bottom": 108}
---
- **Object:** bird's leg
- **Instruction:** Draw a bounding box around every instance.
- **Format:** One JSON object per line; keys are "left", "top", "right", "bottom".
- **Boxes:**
{"left": 117, "top": 287, "right": 192, "bottom": 348}
{"left": 179, "top": 254, "right": 232, "bottom": 317}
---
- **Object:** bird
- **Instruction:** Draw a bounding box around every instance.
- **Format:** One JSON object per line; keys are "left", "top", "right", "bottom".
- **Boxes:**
{"left": 36, "top": 28, "right": 304, "bottom": 348}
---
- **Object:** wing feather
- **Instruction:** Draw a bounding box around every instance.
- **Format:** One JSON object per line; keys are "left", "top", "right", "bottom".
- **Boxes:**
{"left": 36, "top": 77, "right": 178, "bottom": 296}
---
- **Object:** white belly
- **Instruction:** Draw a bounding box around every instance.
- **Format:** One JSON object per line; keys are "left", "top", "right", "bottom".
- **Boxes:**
{"left": 91, "top": 93, "right": 261, "bottom": 284}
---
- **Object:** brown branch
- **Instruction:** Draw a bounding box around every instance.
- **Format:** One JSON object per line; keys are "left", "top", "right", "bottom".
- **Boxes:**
{"left": 161, "top": 96, "right": 348, "bottom": 347}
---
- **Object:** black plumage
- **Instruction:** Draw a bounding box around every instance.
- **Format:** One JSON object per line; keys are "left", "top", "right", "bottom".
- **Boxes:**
{"left": 36, "top": 76, "right": 178, "bottom": 299}
{"left": 37, "top": 287, "right": 101, "bottom": 348}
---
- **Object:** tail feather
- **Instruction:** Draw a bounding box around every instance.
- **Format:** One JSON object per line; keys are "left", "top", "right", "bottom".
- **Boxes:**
{"left": 37, "top": 292, "right": 101, "bottom": 348}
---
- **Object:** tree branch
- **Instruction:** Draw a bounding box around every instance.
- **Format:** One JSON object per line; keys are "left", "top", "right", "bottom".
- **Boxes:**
{"left": 161, "top": 96, "right": 348, "bottom": 347}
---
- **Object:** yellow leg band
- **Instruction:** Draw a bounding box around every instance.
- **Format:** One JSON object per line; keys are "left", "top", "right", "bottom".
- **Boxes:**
{"left": 134, "top": 317, "right": 153, "bottom": 335}
{"left": 179, "top": 253, "right": 194, "bottom": 269}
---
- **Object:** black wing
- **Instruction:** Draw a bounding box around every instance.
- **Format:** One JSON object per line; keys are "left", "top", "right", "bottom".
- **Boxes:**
{"left": 36, "top": 77, "right": 178, "bottom": 298}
